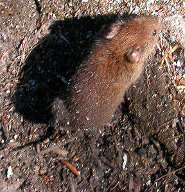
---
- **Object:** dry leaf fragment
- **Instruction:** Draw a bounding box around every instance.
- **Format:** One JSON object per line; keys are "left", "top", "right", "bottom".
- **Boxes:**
{"left": 42, "top": 175, "right": 55, "bottom": 184}
{"left": 72, "top": 155, "right": 79, "bottom": 161}
{"left": 61, "top": 160, "right": 79, "bottom": 176}
{"left": 179, "top": 79, "right": 185, "bottom": 86}
{"left": 176, "top": 75, "right": 182, "bottom": 80}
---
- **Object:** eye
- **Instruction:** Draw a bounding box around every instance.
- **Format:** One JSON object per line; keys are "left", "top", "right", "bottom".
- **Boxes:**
{"left": 153, "top": 29, "right": 157, "bottom": 36}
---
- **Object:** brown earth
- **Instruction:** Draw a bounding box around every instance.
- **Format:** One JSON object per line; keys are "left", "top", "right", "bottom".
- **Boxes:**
{"left": 0, "top": 1, "right": 185, "bottom": 191}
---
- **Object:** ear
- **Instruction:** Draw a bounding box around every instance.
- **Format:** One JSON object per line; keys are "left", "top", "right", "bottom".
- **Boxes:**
{"left": 105, "top": 22, "right": 124, "bottom": 39}
{"left": 125, "top": 46, "right": 142, "bottom": 63}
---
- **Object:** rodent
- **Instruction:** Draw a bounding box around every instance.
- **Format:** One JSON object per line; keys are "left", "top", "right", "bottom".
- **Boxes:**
{"left": 66, "top": 16, "right": 162, "bottom": 130}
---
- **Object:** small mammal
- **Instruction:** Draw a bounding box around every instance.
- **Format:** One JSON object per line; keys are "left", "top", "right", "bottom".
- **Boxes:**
{"left": 67, "top": 16, "right": 162, "bottom": 129}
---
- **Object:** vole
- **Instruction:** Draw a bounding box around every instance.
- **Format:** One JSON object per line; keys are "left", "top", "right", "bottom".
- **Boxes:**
{"left": 65, "top": 16, "right": 162, "bottom": 130}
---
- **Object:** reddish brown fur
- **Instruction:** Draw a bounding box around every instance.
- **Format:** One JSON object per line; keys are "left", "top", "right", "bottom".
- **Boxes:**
{"left": 68, "top": 16, "right": 162, "bottom": 129}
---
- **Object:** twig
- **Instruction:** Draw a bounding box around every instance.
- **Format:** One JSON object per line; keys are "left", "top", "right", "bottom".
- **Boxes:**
{"left": 160, "top": 44, "right": 180, "bottom": 66}
{"left": 169, "top": 134, "right": 184, "bottom": 141}
{"left": 110, "top": 181, "right": 120, "bottom": 191}
{"left": 37, "top": 137, "right": 76, "bottom": 156}
{"left": 149, "top": 165, "right": 185, "bottom": 191}
{"left": 61, "top": 160, "right": 79, "bottom": 177}
{"left": 156, "top": 118, "right": 174, "bottom": 132}
{"left": 155, "top": 166, "right": 185, "bottom": 183}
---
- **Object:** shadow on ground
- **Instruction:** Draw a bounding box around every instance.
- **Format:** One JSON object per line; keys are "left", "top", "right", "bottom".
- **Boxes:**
{"left": 12, "top": 14, "right": 121, "bottom": 124}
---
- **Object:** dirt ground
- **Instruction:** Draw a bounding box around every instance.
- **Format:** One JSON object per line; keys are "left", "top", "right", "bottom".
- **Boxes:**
{"left": 0, "top": 1, "right": 185, "bottom": 192}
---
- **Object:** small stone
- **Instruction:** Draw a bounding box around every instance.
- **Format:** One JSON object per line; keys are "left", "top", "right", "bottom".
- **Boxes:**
{"left": 7, "top": 166, "right": 13, "bottom": 179}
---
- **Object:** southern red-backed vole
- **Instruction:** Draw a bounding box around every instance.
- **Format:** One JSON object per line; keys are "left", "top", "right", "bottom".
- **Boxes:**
{"left": 66, "top": 16, "right": 162, "bottom": 129}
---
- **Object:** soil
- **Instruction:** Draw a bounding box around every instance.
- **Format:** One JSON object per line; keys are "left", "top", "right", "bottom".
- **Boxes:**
{"left": 0, "top": 1, "right": 185, "bottom": 192}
